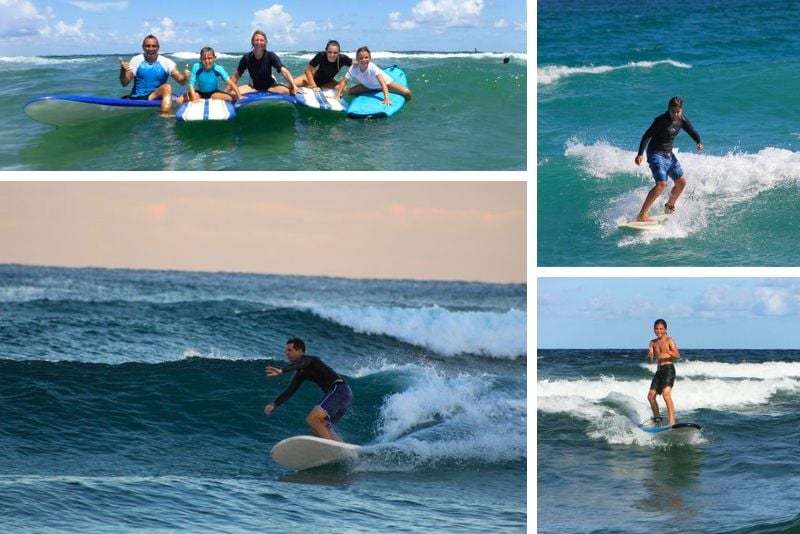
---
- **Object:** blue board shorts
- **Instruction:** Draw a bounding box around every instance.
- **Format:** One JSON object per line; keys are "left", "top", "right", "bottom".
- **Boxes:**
{"left": 647, "top": 152, "right": 684, "bottom": 182}
{"left": 319, "top": 382, "right": 352, "bottom": 425}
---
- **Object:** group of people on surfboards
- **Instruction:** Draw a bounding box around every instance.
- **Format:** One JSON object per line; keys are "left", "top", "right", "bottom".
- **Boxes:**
{"left": 119, "top": 31, "right": 413, "bottom": 115}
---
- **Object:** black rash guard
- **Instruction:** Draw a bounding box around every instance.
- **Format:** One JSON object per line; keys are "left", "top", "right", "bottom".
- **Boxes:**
{"left": 308, "top": 51, "right": 353, "bottom": 85}
{"left": 637, "top": 112, "right": 702, "bottom": 155}
{"left": 272, "top": 355, "right": 344, "bottom": 407}
{"left": 236, "top": 50, "right": 285, "bottom": 91}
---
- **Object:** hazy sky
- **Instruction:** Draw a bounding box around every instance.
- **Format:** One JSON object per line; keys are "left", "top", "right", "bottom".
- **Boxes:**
{"left": 539, "top": 277, "right": 800, "bottom": 349}
{"left": 0, "top": 0, "right": 527, "bottom": 55}
{"left": 0, "top": 181, "right": 526, "bottom": 284}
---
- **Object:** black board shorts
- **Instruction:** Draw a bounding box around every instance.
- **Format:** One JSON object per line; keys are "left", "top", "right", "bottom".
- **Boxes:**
{"left": 650, "top": 364, "right": 676, "bottom": 394}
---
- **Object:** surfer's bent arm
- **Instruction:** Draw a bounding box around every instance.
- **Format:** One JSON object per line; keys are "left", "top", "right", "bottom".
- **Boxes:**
{"left": 647, "top": 341, "right": 655, "bottom": 361}
{"left": 119, "top": 61, "right": 133, "bottom": 87}
{"left": 272, "top": 372, "right": 303, "bottom": 407}
{"left": 637, "top": 119, "right": 659, "bottom": 157}
{"left": 668, "top": 337, "right": 681, "bottom": 359}
{"left": 681, "top": 116, "right": 703, "bottom": 150}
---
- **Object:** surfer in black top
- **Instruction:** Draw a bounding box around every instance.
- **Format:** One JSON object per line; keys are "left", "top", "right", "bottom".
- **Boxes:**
{"left": 264, "top": 337, "right": 353, "bottom": 442}
{"left": 634, "top": 96, "right": 703, "bottom": 222}
{"left": 294, "top": 40, "right": 354, "bottom": 90}
{"left": 229, "top": 30, "right": 297, "bottom": 96}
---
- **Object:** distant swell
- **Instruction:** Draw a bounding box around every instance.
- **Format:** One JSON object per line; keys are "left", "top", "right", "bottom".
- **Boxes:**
{"left": 538, "top": 59, "right": 691, "bottom": 85}
{"left": 304, "top": 304, "right": 527, "bottom": 359}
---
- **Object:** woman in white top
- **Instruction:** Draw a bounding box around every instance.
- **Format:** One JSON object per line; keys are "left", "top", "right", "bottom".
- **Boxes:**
{"left": 334, "top": 46, "right": 412, "bottom": 105}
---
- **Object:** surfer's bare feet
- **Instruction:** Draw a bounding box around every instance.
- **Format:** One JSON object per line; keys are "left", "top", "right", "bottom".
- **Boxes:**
{"left": 664, "top": 203, "right": 675, "bottom": 215}
{"left": 636, "top": 214, "right": 652, "bottom": 222}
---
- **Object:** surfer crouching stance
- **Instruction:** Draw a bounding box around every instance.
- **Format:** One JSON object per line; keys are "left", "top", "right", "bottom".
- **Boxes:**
{"left": 634, "top": 96, "right": 703, "bottom": 222}
{"left": 646, "top": 319, "right": 681, "bottom": 426}
{"left": 264, "top": 337, "right": 353, "bottom": 442}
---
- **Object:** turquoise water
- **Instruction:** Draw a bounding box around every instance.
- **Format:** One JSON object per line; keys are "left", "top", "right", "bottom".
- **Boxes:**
{"left": 0, "top": 264, "right": 527, "bottom": 531}
{"left": 538, "top": 348, "right": 800, "bottom": 534}
{"left": 0, "top": 51, "right": 526, "bottom": 171}
{"left": 537, "top": 0, "right": 800, "bottom": 266}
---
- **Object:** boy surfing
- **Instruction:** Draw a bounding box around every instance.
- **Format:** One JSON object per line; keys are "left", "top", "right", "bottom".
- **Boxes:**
{"left": 646, "top": 319, "right": 681, "bottom": 426}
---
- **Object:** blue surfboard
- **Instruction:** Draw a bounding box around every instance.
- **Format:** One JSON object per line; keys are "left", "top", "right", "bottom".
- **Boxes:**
{"left": 23, "top": 95, "right": 161, "bottom": 127}
{"left": 234, "top": 91, "right": 296, "bottom": 111}
{"left": 639, "top": 420, "right": 702, "bottom": 434}
{"left": 346, "top": 65, "right": 408, "bottom": 119}
{"left": 175, "top": 98, "right": 236, "bottom": 122}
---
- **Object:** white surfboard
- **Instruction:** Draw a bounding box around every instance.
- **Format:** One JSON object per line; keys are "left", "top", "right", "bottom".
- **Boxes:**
{"left": 271, "top": 435, "right": 361, "bottom": 470}
{"left": 175, "top": 98, "right": 236, "bottom": 122}
{"left": 618, "top": 213, "right": 671, "bottom": 231}
{"left": 294, "top": 87, "right": 348, "bottom": 113}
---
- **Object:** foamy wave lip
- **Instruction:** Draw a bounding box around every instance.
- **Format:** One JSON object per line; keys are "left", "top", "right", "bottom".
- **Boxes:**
{"left": 539, "top": 373, "right": 800, "bottom": 415}
{"left": 565, "top": 139, "right": 800, "bottom": 244}
{"left": 169, "top": 51, "right": 239, "bottom": 60}
{"left": 305, "top": 304, "right": 526, "bottom": 359}
{"left": 664, "top": 360, "right": 800, "bottom": 379}
{"left": 181, "top": 348, "right": 252, "bottom": 361}
{"left": 538, "top": 59, "right": 690, "bottom": 85}
{"left": 362, "top": 374, "right": 526, "bottom": 468}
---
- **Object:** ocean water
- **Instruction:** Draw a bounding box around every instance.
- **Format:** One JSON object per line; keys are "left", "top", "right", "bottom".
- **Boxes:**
{"left": 538, "top": 348, "right": 800, "bottom": 534}
{"left": 537, "top": 0, "right": 800, "bottom": 266}
{"left": 0, "top": 51, "right": 527, "bottom": 171}
{"left": 0, "top": 264, "right": 527, "bottom": 531}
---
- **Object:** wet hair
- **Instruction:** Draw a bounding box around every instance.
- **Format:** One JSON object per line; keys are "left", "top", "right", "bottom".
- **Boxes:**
{"left": 356, "top": 46, "right": 371, "bottom": 58}
{"left": 325, "top": 40, "right": 341, "bottom": 52}
{"left": 654, "top": 319, "right": 668, "bottom": 329}
{"left": 251, "top": 30, "right": 268, "bottom": 47}
{"left": 199, "top": 46, "right": 216, "bottom": 58}
{"left": 142, "top": 34, "right": 159, "bottom": 48}
{"left": 668, "top": 96, "right": 683, "bottom": 110}
{"left": 286, "top": 337, "right": 306, "bottom": 353}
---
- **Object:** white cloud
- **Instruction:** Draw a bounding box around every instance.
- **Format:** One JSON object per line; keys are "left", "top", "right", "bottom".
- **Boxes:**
{"left": 0, "top": 0, "right": 47, "bottom": 39}
{"left": 143, "top": 17, "right": 176, "bottom": 42}
{"left": 753, "top": 287, "right": 791, "bottom": 316}
{"left": 250, "top": 5, "right": 334, "bottom": 47}
{"left": 389, "top": 11, "right": 418, "bottom": 30}
{"left": 53, "top": 18, "right": 92, "bottom": 39}
{"left": 390, "top": 0, "right": 484, "bottom": 31}
{"left": 68, "top": 1, "right": 127, "bottom": 12}
{"left": 252, "top": 4, "right": 295, "bottom": 44}
{"left": 494, "top": 18, "right": 508, "bottom": 28}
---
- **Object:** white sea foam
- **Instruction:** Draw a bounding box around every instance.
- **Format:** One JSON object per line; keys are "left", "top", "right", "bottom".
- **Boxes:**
{"left": 564, "top": 139, "right": 800, "bottom": 245}
{"left": 538, "top": 370, "right": 800, "bottom": 446}
{"left": 538, "top": 59, "right": 691, "bottom": 85}
{"left": 169, "top": 51, "right": 239, "bottom": 61}
{"left": 361, "top": 374, "right": 526, "bottom": 469}
{"left": 305, "top": 304, "right": 526, "bottom": 359}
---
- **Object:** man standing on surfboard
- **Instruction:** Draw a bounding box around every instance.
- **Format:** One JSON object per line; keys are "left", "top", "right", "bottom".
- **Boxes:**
{"left": 646, "top": 319, "right": 681, "bottom": 426}
{"left": 264, "top": 338, "right": 353, "bottom": 442}
{"left": 634, "top": 96, "right": 703, "bottom": 222}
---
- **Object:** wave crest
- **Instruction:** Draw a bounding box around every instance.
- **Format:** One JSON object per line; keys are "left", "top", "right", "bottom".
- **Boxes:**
{"left": 305, "top": 304, "right": 526, "bottom": 359}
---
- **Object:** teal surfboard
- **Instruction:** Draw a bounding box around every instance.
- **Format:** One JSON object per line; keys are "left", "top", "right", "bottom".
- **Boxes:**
{"left": 346, "top": 66, "right": 408, "bottom": 119}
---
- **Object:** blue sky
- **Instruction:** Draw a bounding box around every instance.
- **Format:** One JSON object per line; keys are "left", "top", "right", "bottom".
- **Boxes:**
{"left": 0, "top": 0, "right": 528, "bottom": 55}
{"left": 539, "top": 278, "right": 800, "bottom": 350}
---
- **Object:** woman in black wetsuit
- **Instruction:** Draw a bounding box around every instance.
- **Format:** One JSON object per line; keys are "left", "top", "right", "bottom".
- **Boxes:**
{"left": 228, "top": 30, "right": 298, "bottom": 96}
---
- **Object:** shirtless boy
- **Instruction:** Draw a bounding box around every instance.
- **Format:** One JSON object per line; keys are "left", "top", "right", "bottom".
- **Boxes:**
{"left": 646, "top": 318, "right": 681, "bottom": 425}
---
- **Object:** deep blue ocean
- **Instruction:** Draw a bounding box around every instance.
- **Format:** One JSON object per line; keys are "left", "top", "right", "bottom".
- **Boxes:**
{"left": 537, "top": 0, "right": 800, "bottom": 266}
{"left": 538, "top": 348, "right": 800, "bottom": 533}
{"left": 0, "top": 264, "right": 527, "bottom": 531}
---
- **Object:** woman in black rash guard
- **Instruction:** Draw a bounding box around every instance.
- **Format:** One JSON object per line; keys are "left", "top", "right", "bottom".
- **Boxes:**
{"left": 229, "top": 30, "right": 297, "bottom": 96}
{"left": 634, "top": 96, "right": 704, "bottom": 222}
{"left": 264, "top": 337, "right": 353, "bottom": 442}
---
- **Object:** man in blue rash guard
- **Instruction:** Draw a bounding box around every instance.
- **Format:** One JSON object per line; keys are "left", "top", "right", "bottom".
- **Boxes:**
{"left": 264, "top": 338, "right": 353, "bottom": 442}
{"left": 634, "top": 96, "right": 704, "bottom": 222}
{"left": 119, "top": 34, "right": 190, "bottom": 114}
